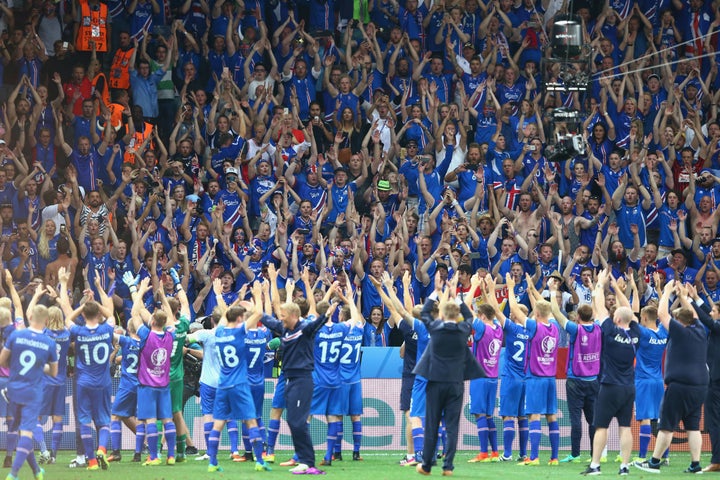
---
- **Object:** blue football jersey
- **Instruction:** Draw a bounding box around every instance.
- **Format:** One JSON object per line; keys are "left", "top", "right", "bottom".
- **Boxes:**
{"left": 117, "top": 335, "right": 141, "bottom": 388}
{"left": 6, "top": 328, "right": 58, "bottom": 403}
{"left": 44, "top": 328, "right": 70, "bottom": 386}
{"left": 502, "top": 321, "right": 530, "bottom": 379}
{"left": 215, "top": 324, "right": 249, "bottom": 389}
{"left": 245, "top": 326, "right": 272, "bottom": 386}
{"left": 313, "top": 322, "right": 349, "bottom": 387}
{"left": 70, "top": 323, "right": 115, "bottom": 388}
{"left": 339, "top": 323, "right": 363, "bottom": 383}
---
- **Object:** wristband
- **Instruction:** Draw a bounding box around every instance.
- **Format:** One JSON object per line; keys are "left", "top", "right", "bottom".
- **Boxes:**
{"left": 175, "top": 284, "right": 183, "bottom": 292}
{"left": 129, "top": 285, "right": 138, "bottom": 294}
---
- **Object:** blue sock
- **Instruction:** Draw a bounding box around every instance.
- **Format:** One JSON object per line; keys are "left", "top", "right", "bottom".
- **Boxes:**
{"left": 352, "top": 420, "right": 362, "bottom": 452}
{"left": 135, "top": 423, "right": 145, "bottom": 454}
{"left": 7, "top": 431, "right": 17, "bottom": 457}
{"left": 412, "top": 427, "right": 424, "bottom": 458}
{"left": 549, "top": 421, "right": 559, "bottom": 460}
{"left": 207, "top": 430, "right": 220, "bottom": 466}
{"left": 662, "top": 447, "right": 669, "bottom": 459}
{"left": 257, "top": 418, "right": 267, "bottom": 445}
{"left": 227, "top": 420, "right": 240, "bottom": 453}
{"left": 248, "top": 426, "right": 264, "bottom": 463}
{"left": 324, "top": 422, "right": 338, "bottom": 461}
{"left": 203, "top": 422, "right": 213, "bottom": 450}
{"left": 639, "top": 424, "right": 651, "bottom": 458}
{"left": 334, "top": 421, "right": 343, "bottom": 454}
{"left": 529, "top": 420, "right": 541, "bottom": 460}
{"left": 164, "top": 422, "right": 176, "bottom": 458}
{"left": 267, "top": 419, "right": 280, "bottom": 454}
{"left": 26, "top": 449, "right": 40, "bottom": 475}
{"left": 98, "top": 425, "right": 109, "bottom": 451}
{"left": 80, "top": 424, "right": 96, "bottom": 460}
{"left": 476, "top": 416, "right": 489, "bottom": 453}
{"left": 33, "top": 424, "right": 46, "bottom": 452}
{"left": 11, "top": 436, "right": 32, "bottom": 476}
{"left": 503, "top": 420, "right": 515, "bottom": 458}
{"left": 51, "top": 422, "right": 63, "bottom": 453}
{"left": 110, "top": 420, "right": 121, "bottom": 452}
{"left": 487, "top": 417, "right": 498, "bottom": 452}
{"left": 146, "top": 423, "right": 158, "bottom": 460}
{"left": 238, "top": 422, "right": 249, "bottom": 453}
{"left": 518, "top": 418, "right": 529, "bottom": 458}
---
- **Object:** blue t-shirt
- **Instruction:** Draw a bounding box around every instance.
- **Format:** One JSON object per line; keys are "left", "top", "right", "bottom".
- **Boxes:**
{"left": 635, "top": 324, "right": 668, "bottom": 380}
{"left": 339, "top": 323, "right": 363, "bottom": 383}
{"left": 5, "top": 328, "right": 58, "bottom": 404}
{"left": 215, "top": 323, "right": 249, "bottom": 389}
{"left": 501, "top": 320, "right": 529, "bottom": 379}
{"left": 117, "top": 335, "right": 141, "bottom": 389}
{"left": 44, "top": 328, "right": 70, "bottom": 386}
{"left": 313, "top": 322, "right": 349, "bottom": 388}
{"left": 70, "top": 322, "right": 114, "bottom": 388}
{"left": 245, "top": 326, "right": 272, "bottom": 386}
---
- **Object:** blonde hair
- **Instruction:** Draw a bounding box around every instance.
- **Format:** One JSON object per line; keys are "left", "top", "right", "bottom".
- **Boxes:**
{"left": 32, "top": 305, "right": 49, "bottom": 326}
{"left": 534, "top": 300, "right": 552, "bottom": 318}
{"left": 37, "top": 220, "right": 56, "bottom": 259}
{"left": 441, "top": 302, "right": 461, "bottom": 322}
{"left": 47, "top": 306, "right": 65, "bottom": 331}
{"left": 0, "top": 298, "right": 11, "bottom": 310}
{"left": 280, "top": 302, "right": 301, "bottom": 319}
{"left": 0, "top": 307, "right": 10, "bottom": 328}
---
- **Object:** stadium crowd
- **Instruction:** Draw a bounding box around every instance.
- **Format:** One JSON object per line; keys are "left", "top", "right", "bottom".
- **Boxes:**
{"left": 1, "top": 0, "right": 720, "bottom": 476}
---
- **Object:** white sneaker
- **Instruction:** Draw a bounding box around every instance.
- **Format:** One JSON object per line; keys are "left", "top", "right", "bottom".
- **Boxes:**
{"left": 68, "top": 458, "right": 86, "bottom": 468}
{"left": 38, "top": 451, "right": 51, "bottom": 464}
{"left": 289, "top": 463, "right": 309, "bottom": 473}
{"left": 195, "top": 453, "right": 210, "bottom": 461}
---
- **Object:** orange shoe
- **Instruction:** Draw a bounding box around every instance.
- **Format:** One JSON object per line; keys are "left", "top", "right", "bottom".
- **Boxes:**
{"left": 490, "top": 452, "right": 500, "bottom": 462}
{"left": 279, "top": 458, "right": 298, "bottom": 467}
{"left": 468, "top": 452, "right": 490, "bottom": 463}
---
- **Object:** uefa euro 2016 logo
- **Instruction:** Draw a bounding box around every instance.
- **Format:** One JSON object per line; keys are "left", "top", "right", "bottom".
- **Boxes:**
{"left": 150, "top": 348, "right": 168, "bottom": 376}
{"left": 541, "top": 335, "right": 556, "bottom": 355}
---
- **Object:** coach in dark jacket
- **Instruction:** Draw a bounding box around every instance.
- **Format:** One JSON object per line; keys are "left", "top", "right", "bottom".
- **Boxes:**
{"left": 688, "top": 286, "right": 720, "bottom": 472}
{"left": 414, "top": 276, "right": 485, "bottom": 476}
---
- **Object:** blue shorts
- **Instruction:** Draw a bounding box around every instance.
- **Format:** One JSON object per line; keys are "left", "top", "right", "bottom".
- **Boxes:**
{"left": 470, "top": 378, "right": 498, "bottom": 416}
{"left": 311, "top": 386, "right": 343, "bottom": 416}
{"left": 409, "top": 377, "right": 427, "bottom": 418}
{"left": 76, "top": 384, "right": 111, "bottom": 426}
{"left": 272, "top": 373, "right": 286, "bottom": 409}
{"left": 524, "top": 376, "right": 557, "bottom": 415}
{"left": 42, "top": 383, "right": 66, "bottom": 417}
{"left": 635, "top": 378, "right": 664, "bottom": 420}
{"left": 111, "top": 386, "right": 137, "bottom": 418}
{"left": 214, "top": 384, "right": 255, "bottom": 421}
{"left": 8, "top": 399, "right": 42, "bottom": 432}
{"left": 136, "top": 385, "right": 172, "bottom": 421}
{"left": 200, "top": 383, "right": 217, "bottom": 416}
{"left": 250, "top": 383, "right": 264, "bottom": 418}
{"left": 338, "top": 382, "right": 363, "bottom": 416}
{"left": 498, "top": 377, "right": 525, "bottom": 417}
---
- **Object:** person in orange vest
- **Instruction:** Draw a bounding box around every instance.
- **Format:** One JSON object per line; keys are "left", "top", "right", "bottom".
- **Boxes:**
{"left": 109, "top": 31, "right": 134, "bottom": 91}
{"left": 88, "top": 48, "right": 111, "bottom": 116}
{"left": 125, "top": 105, "right": 155, "bottom": 165}
{"left": 74, "top": 0, "right": 111, "bottom": 63}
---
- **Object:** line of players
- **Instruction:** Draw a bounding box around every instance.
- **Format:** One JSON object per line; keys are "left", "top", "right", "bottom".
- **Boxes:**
{"left": 0, "top": 262, "right": 677, "bottom": 478}
{"left": 378, "top": 269, "right": 670, "bottom": 471}
{"left": 0, "top": 263, "right": 367, "bottom": 477}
